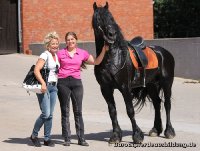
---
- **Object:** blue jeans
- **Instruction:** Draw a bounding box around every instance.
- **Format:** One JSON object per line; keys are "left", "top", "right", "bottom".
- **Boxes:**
{"left": 32, "top": 84, "right": 58, "bottom": 141}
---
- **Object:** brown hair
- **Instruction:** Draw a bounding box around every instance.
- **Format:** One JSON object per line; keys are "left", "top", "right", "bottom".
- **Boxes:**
{"left": 65, "top": 32, "right": 78, "bottom": 41}
{"left": 65, "top": 31, "right": 87, "bottom": 69}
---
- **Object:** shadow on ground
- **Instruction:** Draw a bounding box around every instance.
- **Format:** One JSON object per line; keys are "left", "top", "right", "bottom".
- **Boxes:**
{"left": 2, "top": 130, "right": 154, "bottom": 146}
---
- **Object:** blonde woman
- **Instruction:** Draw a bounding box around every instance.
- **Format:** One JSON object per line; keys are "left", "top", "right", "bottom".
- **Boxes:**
{"left": 30, "top": 32, "right": 60, "bottom": 147}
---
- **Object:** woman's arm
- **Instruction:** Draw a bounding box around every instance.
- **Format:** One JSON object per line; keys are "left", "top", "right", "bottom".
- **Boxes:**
{"left": 86, "top": 45, "right": 108, "bottom": 65}
{"left": 34, "top": 58, "right": 47, "bottom": 93}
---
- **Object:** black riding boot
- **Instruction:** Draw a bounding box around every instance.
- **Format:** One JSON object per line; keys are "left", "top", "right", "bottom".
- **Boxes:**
{"left": 78, "top": 137, "right": 89, "bottom": 146}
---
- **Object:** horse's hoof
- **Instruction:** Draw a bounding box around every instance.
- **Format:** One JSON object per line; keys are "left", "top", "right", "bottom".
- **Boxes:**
{"left": 149, "top": 128, "right": 159, "bottom": 137}
{"left": 108, "top": 132, "right": 122, "bottom": 144}
{"left": 132, "top": 129, "right": 144, "bottom": 144}
{"left": 108, "top": 139, "right": 120, "bottom": 144}
{"left": 108, "top": 137, "right": 122, "bottom": 144}
{"left": 164, "top": 127, "right": 176, "bottom": 139}
{"left": 149, "top": 127, "right": 162, "bottom": 136}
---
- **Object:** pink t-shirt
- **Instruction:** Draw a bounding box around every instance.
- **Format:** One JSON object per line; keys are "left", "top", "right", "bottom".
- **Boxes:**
{"left": 57, "top": 47, "right": 90, "bottom": 79}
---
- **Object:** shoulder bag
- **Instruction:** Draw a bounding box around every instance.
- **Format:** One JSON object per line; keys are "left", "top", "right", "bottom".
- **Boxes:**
{"left": 22, "top": 54, "right": 49, "bottom": 94}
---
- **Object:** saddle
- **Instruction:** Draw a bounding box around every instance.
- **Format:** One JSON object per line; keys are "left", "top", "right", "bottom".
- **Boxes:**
{"left": 128, "top": 36, "right": 158, "bottom": 69}
{"left": 128, "top": 36, "right": 158, "bottom": 88}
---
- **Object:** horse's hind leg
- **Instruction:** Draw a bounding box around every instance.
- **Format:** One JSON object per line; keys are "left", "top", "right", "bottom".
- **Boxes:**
{"left": 163, "top": 79, "right": 176, "bottom": 139}
{"left": 147, "top": 84, "right": 163, "bottom": 137}
{"left": 100, "top": 86, "right": 122, "bottom": 143}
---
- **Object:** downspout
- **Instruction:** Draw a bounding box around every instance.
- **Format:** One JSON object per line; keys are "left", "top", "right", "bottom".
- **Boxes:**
{"left": 18, "top": 0, "right": 22, "bottom": 53}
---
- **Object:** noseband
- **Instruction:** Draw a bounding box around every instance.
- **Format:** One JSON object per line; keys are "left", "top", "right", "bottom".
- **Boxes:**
{"left": 98, "top": 25, "right": 115, "bottom": 44}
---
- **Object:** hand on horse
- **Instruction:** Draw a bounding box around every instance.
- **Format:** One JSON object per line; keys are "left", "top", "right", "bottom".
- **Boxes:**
{"left": 103, "top": 44, "right": 109, "bottom": 52}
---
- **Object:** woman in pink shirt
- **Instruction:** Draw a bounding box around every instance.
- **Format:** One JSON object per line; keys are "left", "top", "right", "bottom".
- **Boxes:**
{"left": 57, "top": 32, "right": 107, "bottom": 146}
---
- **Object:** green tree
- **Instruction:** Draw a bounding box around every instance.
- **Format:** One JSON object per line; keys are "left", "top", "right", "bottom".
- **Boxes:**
{"left": 154, "top": 0, "right": 200, "bottom": 38}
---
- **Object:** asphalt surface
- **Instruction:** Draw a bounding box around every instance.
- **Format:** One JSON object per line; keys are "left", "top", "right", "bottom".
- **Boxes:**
{"left": 0, "top": 53, "right": 200, "bottom": 151}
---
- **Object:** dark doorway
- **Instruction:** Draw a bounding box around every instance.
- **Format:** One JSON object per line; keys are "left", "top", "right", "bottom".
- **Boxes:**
{"left": 0, "top": 0, "right": 18, "bottom": 54}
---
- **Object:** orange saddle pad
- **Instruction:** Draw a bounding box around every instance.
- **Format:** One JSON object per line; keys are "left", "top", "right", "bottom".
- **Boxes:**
{"left": 129, "top": 47, "right": 158, "bottom": 69}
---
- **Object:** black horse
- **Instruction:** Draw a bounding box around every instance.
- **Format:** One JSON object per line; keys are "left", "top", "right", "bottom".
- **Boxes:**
{"left": 92, "top": 2, "right": 175, "bottom": 144}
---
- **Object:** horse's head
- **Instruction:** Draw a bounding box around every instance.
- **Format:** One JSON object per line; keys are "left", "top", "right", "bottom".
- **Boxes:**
{"left": 92, "top": 2, "right": 118, "bottom": 45}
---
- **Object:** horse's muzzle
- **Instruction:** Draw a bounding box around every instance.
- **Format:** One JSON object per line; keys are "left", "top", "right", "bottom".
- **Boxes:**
{"left": 98, "top": 25, "right": 116, "bottom": 44}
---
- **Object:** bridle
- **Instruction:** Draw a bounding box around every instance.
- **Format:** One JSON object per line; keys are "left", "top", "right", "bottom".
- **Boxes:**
{"left": 97, "top": 25, "right": 115, "bottom": 44}
{"left": 95, "top": 20, "right": 129, "bottom": 74}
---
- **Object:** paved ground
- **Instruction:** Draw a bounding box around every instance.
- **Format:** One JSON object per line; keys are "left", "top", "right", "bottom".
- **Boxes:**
{"left": 0, "top": 53, "right": 200, "bottom": 151}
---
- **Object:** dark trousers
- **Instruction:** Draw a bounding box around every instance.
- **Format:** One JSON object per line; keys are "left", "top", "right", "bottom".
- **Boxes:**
{"left": 57, "top": 76, "right": 85, "bottom": 141}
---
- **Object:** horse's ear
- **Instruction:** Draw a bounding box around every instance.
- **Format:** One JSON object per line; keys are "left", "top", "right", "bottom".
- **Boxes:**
{"left": 104, "top": 1, "right": 109, "bottom": 9}
{"left": 93, "top": 2, "right": 97, "bottom": 10}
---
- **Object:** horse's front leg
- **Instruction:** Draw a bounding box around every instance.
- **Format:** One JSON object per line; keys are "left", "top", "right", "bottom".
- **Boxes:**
{"left": 101, "top": 86, "right": 122, "bottom": 144}
{"left": 121, "top": 87, "right": 144, "bottom": 144}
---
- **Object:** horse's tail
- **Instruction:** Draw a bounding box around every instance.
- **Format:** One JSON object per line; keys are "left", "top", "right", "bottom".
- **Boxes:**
{"left": 132, "top": 86, "right": 165, "bottom": 113}
{"left": 132, "top": 88, "right": 149, "bottom": 112}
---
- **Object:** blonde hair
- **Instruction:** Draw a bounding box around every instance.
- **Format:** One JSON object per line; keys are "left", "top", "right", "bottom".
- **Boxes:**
{"left": 43, "top": 31, "right": 59, "bottom": 49}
